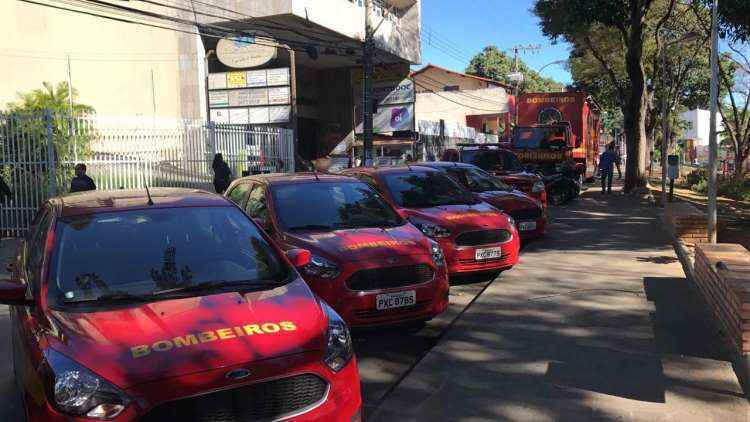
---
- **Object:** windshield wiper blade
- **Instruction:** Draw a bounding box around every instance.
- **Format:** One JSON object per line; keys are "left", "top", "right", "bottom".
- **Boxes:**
{"left": 288, "top": 224, "right": 333, "bottom": 231}
{"left": 62, "top": 291, "right": 151, "bottom": 304}
{"left": 152, "top": 280, "right": 271, "bottom": 296}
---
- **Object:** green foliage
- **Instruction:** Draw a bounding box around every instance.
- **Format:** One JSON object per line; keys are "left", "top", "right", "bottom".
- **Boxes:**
{"left": 691, "top": 178, "right": 708, "bottom": 194}
{"left": 718, "top": 178, "right": 750, "bottom": 201}
{"left": 686, "top": 168, "right": 707, "bottom": 187}
{"left": 465, "top": 46, "right": 563, "bottom": 93}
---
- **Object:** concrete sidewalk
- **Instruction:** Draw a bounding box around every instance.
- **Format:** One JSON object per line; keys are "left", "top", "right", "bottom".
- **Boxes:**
{"left": 372, "top": 187, "right": 750, "bottom": 421}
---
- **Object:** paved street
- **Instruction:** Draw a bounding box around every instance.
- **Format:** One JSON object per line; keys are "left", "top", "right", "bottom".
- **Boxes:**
{"left": 371, "top": 186, "right": 750, "bottom": 421}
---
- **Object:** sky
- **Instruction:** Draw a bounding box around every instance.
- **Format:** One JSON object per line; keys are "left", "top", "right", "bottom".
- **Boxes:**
{"left": 419, "top": 0, "right": 573, "bottom": 85}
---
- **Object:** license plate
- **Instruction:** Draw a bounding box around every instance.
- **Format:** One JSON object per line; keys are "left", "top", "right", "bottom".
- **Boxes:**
{"left": 518, "top": 221, "right": 537, "bottom": 231}
{"left": 475, "top": 246, "right": 503, "bottom": 260}
{"left": 376, "top": 291, "right": 416, "bottom": 310}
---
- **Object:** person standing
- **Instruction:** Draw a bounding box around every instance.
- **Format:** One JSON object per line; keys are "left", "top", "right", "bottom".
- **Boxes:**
{"left": 598, "top": 142, "right": 621, "bottom": 194}
{"left": 70, "top": 164, "right": 96, "bottom": 193}
{"left": 212, "top": 153, "right": 232, "bottom": 194}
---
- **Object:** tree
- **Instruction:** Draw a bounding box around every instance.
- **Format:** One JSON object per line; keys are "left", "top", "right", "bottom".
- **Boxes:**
{"left": 465, "top": 46, "right": 563, "bottom": 93}
{"left": 535, "top": 0, "right": 682, "bottom": 192}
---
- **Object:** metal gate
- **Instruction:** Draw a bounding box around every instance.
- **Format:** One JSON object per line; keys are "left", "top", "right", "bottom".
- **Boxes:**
{"left": 0, "top": 112, "right": 294, "bottom": 237}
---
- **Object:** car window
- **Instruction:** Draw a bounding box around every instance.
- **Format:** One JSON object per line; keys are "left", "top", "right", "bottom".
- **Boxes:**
{"left": 26, "top": 208, "right": 52, "bottom": 291}
{"left": 47, "top": 207, "right": 289, "bottom": 308}
{"left": 461, "top": 149, "right": 522, "bottom": 172}
{"left": 352, "top": 173, "right": 379, "bottom": 188}
{"left": 448, "top": 168, "right": 510, "bottom": 193}
{"left": 381, "top": 171, "right": 477, "bottom": 208}
{"left": 245, "top": 184, "right": 269, "bottom": 221}
{"left": 270, "top": 181, "right": 402, "bottom": 231}
{"left": 227, "top": 183, "right": 252, "bottom": 206}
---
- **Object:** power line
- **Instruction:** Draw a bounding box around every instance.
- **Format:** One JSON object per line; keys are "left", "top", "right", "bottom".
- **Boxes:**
{"left": 413, "top": 80, "right": 505, "bottom": 113}
{"left": 415, "top": 74, "right": 508, "bottom": 106}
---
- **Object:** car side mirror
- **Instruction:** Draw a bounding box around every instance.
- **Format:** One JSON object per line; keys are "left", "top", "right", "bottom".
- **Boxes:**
{"left": 286, "top": 249, "right": 311, "bottom": 268}
{"left": 0, "top": 280, "right": 31, "bottom": 306}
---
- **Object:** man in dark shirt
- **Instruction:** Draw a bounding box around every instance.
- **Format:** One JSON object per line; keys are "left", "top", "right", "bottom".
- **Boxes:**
{"left": 598, "top": 143, "right": 621, "bottom": 194}
{"left": 70, "top": 164, "right": 96, "bottom": 193}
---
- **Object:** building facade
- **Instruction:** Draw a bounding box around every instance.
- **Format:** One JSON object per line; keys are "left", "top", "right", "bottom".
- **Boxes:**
{"left": 1, "top": 0, "right": 421, "bottom": 159}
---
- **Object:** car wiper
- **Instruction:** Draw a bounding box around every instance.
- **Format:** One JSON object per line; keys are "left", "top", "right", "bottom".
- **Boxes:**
{"left": 152, "top": 279, "right": 273, "bottom": 296}
{"left": 62, "top": 291, "right": 152, "bottom": 304}
{"left": 288, "top": 224, "right": 333, "bottom": 231}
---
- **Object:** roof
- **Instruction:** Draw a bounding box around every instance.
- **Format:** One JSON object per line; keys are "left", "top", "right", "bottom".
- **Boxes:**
{"left": 51, "top": 188, "right": 230, "bottom": 218}
{"left": 410, "top": 63, "right": 513, "bottom": 91}
{"left": 234, "top": 172, "right": 359, "bottom": 185}
{"left": 413, "top": 161, "right": 475, "bottom": 170}
{"left": 345, "top": 165, "right": 438, "bottom": 175}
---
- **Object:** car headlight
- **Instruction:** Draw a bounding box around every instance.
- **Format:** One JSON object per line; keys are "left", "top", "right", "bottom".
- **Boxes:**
{"left": 506, "top": 214, "right": 516, "bottom": 227}
{"left": 45, "top": 349, "right": 130, "bottom": 419}
{"left": 321, "top": 302, "right": 354, "bottom": 372}
{"left": 409, "top": 218, "right": 452, "bottom": 238}
{"left": 428, "top": 239, "right": 445, "bottom": 267}
{"left": 532, "top": 180, "right": 546, "bottom": 193}
{"left": 301, "top": 255, "right": 341, "bottom": 279}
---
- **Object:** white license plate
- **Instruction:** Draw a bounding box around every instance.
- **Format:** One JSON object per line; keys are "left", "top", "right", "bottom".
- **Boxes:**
{"left": 518, "top": 221, "right": 537, "bottom": 231}
{"left": 475, "top": 246, "right": 503, "bottom": 260}
{"left": 376, "top": 291, "right": 416, "bottom": 310}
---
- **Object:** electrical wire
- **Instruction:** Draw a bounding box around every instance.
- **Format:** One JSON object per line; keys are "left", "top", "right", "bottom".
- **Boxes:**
{"left": 413, "top": 80, "right": 505, "bottom": 113}
{"left": 415, "top": 73, "right": 509, "bottom": 106}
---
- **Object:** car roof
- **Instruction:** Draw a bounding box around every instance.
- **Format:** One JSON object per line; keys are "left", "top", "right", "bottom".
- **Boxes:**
{"left": 413, "top": 161, "right": 476, "bottom": 170}
{"left": 49, "top": 188, "right": 231, "bottom": 218}
{"left": 344, "top": 165, "right": 438, "bottom": 175}
{"left": 233, "top": 172, "right": 361, "bottom": 186}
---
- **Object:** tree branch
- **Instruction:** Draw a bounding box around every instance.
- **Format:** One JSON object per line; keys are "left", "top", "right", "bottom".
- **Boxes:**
{"left": 582, "top": 34, "right": 626, "bottom": 100}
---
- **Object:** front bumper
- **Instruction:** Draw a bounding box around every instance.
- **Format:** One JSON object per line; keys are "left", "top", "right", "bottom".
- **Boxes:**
{"left": 26, "top": 353, "right": 362, "bottom": 422}
{"left": 305, "top": 256, "right": 450, "bottom": 328}
{"left": 438, "top": 232, "right": 520, "bottom": 276}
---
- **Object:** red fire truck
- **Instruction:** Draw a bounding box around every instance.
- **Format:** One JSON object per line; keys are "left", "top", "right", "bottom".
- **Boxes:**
{"left": 513, "top": 92, "right": 602, "bottom": 181}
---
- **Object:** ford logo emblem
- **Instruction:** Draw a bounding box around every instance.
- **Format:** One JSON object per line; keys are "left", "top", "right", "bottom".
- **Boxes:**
{"left": 226, "top": 369, "right": 252, "bottom": 380}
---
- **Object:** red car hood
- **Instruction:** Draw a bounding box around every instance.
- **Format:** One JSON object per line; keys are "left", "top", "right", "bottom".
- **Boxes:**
{"left": 403, "top": 202, "right": 511, "bottom": 231}
{"left": 496, "top": 172, "right": 540, "bottom": 186}
{"left": 283, "top": 224, "right": 431, "bottom": 262}
{"left": 45, "top": 278, "right": 326, "bottom": 388}
{"left": 476, "top": 190, "right": 539, "bottom": 213}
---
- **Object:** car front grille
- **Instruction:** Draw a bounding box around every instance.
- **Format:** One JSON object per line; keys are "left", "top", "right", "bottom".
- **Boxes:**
{"left": 141, "top": 373, "right": 328, "bottom": 422}
{"left": 353, "top": 299, "right": 432, "bottom": 319}
{"left": 454, "top": 229, "right": 512, "bottom": 246}
{"left": 346, "top": 264, "right": 434, "bottom": 291}
{"left": 508, "top": 207, "right": 542, "bottom": 221}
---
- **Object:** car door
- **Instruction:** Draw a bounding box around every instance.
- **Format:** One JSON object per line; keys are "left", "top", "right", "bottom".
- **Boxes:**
{"left": 12, "top": 206, "right": 53, "bottom": 406}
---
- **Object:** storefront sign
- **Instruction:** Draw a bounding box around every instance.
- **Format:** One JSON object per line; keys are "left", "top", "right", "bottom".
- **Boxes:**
{"left": 247, "top": 70, "right": 267, "bottom": 87}
{"left": 247, "top": 88, "right": 269, "bottom": 106}
{"left": 208, "top": 73, "right": 227, "bottom": 90}
{"left": 227, "top": 71, "right": 247, "bottom": 88}
{"left": 266, "top": 68, "right": 290, "bottom": 86}
{"left": 269, "top": 106, "right": 291, "bottom": 123}
{"left": 209, "top": 91, "right": 229, "bottom": 108}
{"left": 268, "top": 86, "right": 290, "bottom": 105}
{"left": 229, "top": 108, "right": 249, "bottom": 124}
{"left": 371, "top": 104, "right": 414, "bottom": 133}
{"left": 376, "top": 79, "right": 415, "bottom": 105}
{"left": 216, "top": 32, "right": 277, "bottom": 69}
{"left": 210, "top": 109, "right": 230, "bottom": 124}
{"left": 249, "top": 107, "right": 270, "bottom": 124}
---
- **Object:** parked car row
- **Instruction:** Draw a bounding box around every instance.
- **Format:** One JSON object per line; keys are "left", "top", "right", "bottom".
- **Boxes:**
{"left": 0, "top": 160, "right": 546, "bottom": 421}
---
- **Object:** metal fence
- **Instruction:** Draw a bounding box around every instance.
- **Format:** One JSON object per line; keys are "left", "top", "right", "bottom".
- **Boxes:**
{"left": 0, "top": 111, "right": 294, "bottom": 236}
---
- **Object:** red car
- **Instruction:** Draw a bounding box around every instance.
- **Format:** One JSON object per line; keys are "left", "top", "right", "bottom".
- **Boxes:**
{"left": 448, "top": 145, "right": 548, "bottom": 207}
{"left": 1, "top": 188, "right": 361, "bottom": 421}
{"left": 416, "top": 162, "right": 546, "bottom": 240}
{"left": 342, "top": 166, "right": 520, "bottom": 277}
{"left": 224, "top": 173, "right": 449, "bottom": 328}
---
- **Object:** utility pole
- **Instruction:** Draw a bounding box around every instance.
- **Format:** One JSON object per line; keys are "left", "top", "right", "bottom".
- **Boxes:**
{"left": 66, "top": 54, "right": 77, "bottom": 162}
{"left": 509, "top": 44, "right": 542, "bottom": 125}
{"left": 660, "top": 45, "right": 669, "bottom": 207}
{"left": 361, "top": 0, "right": 374, "bottom": 166}
{"left": 513, "top": 46, "right": 519, "bottom": 125}
{"left": 707, "top": 0, "right": 719, "bottom": 243}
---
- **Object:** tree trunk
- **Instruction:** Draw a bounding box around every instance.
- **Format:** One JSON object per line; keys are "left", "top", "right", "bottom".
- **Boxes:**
{"left": 623, "top": 32, "right": 649, "bottom": 192}
{"left": 735, "top": 153, "right": 747, "bottom": 179}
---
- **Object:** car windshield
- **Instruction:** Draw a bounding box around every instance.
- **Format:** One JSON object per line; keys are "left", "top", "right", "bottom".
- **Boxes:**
{"left": 514, "top": 127, "right": 568, "bottom": 150}
{"left": 48, "top": 207, "right": 288, "bottom": 308}
{"left": 447, "top": 167, "right": 511, "bottom": 193}
{"left": 382, "top": 171, "right": 477, "bottom": 208}
{"left": 271, "top": 181, "right": 403, "bottom": 231}
{"left": 460, "top": 149, "right": 523, "bottom": 173}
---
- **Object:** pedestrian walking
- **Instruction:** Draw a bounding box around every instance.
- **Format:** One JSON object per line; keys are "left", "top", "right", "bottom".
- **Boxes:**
{"left": 212, "top": 153, "right": 232, "bottom": 194}
{"left": 598, "top": 142, "right": 621, "bottom": 194}
{"left": 69, "top": 164, "right": 96, "bottom": 193}
{"left": 0, "top": 175, "right": 11, "bottom": 202}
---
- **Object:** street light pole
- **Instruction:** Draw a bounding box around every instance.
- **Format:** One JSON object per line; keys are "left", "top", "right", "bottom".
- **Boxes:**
{"left": 361, "top": 0, "right": 374, "bottom": 166}
{"left": 707, "top": 0, "right": 719, "bottom": 243}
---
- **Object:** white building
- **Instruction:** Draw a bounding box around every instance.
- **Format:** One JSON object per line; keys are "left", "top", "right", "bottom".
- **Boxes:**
{"left": 1, "top": 0, "right": 421, "bottom": 158}
{"left": 680, "top": 108, "right": 723, "bottom": 146}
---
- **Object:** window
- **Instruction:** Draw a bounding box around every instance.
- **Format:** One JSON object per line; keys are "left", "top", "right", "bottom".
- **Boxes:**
{"left": 381, "top": 171, "right": 477, "bottom": 208}
{"left": 25, "top": 208, "right": 52, "bottom": 291}
{"left": 245, "top": 184, "right": 269, "bottom": 221}
{"left": 227, "top": 183, "right": 251, "bottom": 206}
{"left": 351, "top": 173, "right": 379, "bottom": 189}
